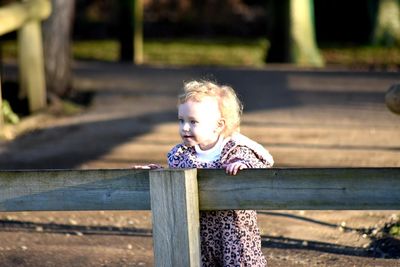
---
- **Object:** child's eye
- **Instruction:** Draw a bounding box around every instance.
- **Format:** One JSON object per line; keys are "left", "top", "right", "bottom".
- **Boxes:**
{"left": 178, "top": 119, "right": 184, "bottom": 123}
{"left": 190, "top": 120, "right": 198, "bottom": 124}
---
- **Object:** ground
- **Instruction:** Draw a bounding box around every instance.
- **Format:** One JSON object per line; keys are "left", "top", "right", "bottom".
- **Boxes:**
{"left": 0, "top": 61, "right": 399, "bottom": 266}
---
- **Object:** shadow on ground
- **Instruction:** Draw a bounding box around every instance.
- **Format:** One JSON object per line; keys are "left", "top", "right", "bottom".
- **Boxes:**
{"left": 1, "top": 62, "right": 399, "bottom": 169}
{"left": 0, "top": 110, "right": 176, "bottom": 169}
{"left": 1, "top": 214, "right": 399, "bottom": 259}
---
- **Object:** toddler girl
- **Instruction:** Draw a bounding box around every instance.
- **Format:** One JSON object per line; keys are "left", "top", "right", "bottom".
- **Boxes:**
{"left": 168, "top": 80, "right": 274, "bottom": 266}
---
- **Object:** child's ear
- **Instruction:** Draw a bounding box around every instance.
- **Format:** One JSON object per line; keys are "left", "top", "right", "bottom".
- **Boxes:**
{"left": 217, "top": 118, "right": 226, "bottom": 132}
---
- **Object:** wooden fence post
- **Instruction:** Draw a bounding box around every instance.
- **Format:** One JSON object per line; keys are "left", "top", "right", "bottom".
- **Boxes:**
{"left": 0, "top": 0, "right": 50, "bottom": 113}
{"left": 18, "top": 16, "right": 46, "bottom": 112}
{"left": 150, "top": 169, "right": 200, "bottom": 267}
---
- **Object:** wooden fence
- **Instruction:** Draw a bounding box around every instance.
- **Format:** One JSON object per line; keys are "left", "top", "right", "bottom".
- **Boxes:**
{"left": 1, "top": 168, "right": 399, "bottom": 266}
{"left": 0, "top": 0, "right": 51, "bottom": 126}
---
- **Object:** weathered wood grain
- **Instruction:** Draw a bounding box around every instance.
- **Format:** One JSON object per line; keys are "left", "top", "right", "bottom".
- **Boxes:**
{"left": 150, "top": 169, "right": 200, "bottom": 267}
{"left": 0, "top": 169, "right": 150, "bottom": 211}
{"left": 1, "top": 168, "right": 399, "bottom": 212}
{"left": 198, "top": 168, "right": 400, "bottom": 210}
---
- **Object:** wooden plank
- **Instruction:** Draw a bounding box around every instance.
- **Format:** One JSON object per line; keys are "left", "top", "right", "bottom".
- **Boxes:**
{"left": 0, "top": 169, "right": 150, "bottom": 211}
{"left": 198, "top": 168, "right": 400, "bottom": 210}
{"left": 150, "top": 169, "right": 200, "bottom": 267}
{"left": 1, "top": 168, "right": 399, "bottom": 212}
{"left": 0, "top": 0, "right": 51, "bottom": 35}
{"left": 18, "top": 20, "right": 46, "bottom": 111}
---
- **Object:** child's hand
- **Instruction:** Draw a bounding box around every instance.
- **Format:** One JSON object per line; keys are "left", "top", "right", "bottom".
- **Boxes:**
{"left": 224, "top": 162, "right": 247, "bottom": 175}
{"left": 131, "top": 164, "right": 163, "bottom": 169}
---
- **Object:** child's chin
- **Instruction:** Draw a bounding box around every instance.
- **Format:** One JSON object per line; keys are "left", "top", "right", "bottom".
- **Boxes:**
{"left": 183, "top": 140, "right": 196, "bottom": 147}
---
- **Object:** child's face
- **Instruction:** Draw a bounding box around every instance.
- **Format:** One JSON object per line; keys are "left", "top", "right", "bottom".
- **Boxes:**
{"left": 178, "top": 97, "right": 224, "bottom": 150}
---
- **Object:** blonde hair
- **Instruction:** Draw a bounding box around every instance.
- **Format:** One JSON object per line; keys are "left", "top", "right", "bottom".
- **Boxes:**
{"left": 178, "top": 80, "right": 243, "bottom": 137}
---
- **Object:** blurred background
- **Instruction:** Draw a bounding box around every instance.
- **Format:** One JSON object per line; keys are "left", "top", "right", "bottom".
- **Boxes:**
{"left": 0, "top": 0, "right": 399, "bottom": 167}
{"left": 0, "top": 1, "right": 399, "bottom": 266}
{"left": 1, "top": 0, "right": 399, "bottom": 99}
{"left": 1, "top": 0, "right": 400, "bottom": 101}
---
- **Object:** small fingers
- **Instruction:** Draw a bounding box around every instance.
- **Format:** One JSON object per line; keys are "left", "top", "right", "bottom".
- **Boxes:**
{"left": 131, "top": 165, "right": 150, "bottom": 169}
{"left": 148, "top": 164, "right": 163, "bottom": 169}
{"left": 131, "top": 164, "right": 163, "bottom": 169}
{"left": 225, "top": 162, "right": 246, "bottom": 175}
{"left": 225, "top": 164, "right": 233, "bottom": 175}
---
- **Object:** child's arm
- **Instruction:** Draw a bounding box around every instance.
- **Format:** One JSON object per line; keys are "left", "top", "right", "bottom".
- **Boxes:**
{"left": 223, "top": 146, "right": 272, "bottom": 175}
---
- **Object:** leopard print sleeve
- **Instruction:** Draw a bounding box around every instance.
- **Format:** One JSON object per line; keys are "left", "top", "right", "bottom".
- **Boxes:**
{"left": 223, "top": 145, "right": 272, "bottom": 168}
{"left": 167, "top": 144, "right": 185, "bottom": 168}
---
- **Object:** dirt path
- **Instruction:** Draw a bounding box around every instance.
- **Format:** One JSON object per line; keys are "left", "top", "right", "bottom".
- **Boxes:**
{"left": 0, "top": 61, "right": 399, "bottom": 266}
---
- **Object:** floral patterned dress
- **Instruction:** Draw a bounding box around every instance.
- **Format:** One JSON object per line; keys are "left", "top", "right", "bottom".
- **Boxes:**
{"left": 167, "top": 133, "right": 273, "bottom": 267}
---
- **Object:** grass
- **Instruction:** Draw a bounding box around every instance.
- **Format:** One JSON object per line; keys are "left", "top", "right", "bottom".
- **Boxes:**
{"left": 70, "top": 38, "right": 269, "bottom": 67}
{"left": 321, "top": 45, "right": 400, "bottom": 68}
{"left": 0, "top": 38, "right": 269, "bottom": 67}
{"left": 1, "top": 38, "right": 400, "bottom": 68}
{"left": 143, "top": 38, "right": 268, "bottom": 67}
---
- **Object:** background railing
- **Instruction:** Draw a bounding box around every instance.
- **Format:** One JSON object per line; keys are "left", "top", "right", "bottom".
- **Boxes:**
{"left": 0, "top": 0, "right": 51, "bottom": 127}
{"left": 1, "top": 168, "right": 399, "bottom": 266}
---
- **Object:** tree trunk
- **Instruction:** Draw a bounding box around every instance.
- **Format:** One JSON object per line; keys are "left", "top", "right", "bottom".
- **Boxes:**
{"left": 266, "top": 0, "right": 324, "bottom": 67}
{"left": 42, "top": 0, "right": 75, "bottom": 97}
{"left": 119, "top": 0, "right": 143, "bottom": 64}
{"left": 265, "top": 0, "right": 290, "bottom": 62}
{"left": 289, "top": 0, "right": 324, "bottom": 66}
{"left": 372, "top": 0, "right": 400, "bottom": 46}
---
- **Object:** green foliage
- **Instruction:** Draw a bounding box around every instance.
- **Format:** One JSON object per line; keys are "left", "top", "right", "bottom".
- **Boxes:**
{"left": 70, "top": 39, "right": 400, "bottom": 68}
{"left": 1, "top": 40, "right": 17, "bottom": 60}
{"left": 71, "top": 38, "right": 269, "bottom": 67}
{"left": 72, "top": 40, "right": 119, "bottom": 62}
{"left": 144, "top": 38, "right": 269, "bottom": 67}
{"left": 60, "top": 100, "right": 83, "bottom": 116}
{"left": 321, "top": 45, "right": 400, "bottom": 68}
{"left": 390, "top": 223, "right": 400, "bottom": 236}
{"left": 1, "top": 100, "right": 20, "bottom": 124}
{"left": 71, "top": 39, "right": 400, "bottom": 68}
{"left": 3, "top": 39, "right": 400, "bottom": 68}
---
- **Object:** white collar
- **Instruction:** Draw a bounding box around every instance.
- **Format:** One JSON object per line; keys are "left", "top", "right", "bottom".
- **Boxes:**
{"left": 194, "top": 136, "right": 226, "bottom": 162}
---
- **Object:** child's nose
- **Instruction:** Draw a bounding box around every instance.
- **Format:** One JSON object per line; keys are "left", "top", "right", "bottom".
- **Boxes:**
{"left": 182, "top": 122, "right": 190, "bottom": 131}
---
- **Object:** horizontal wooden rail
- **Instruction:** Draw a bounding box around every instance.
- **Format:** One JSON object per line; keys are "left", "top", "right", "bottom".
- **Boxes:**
{"left": 0, "top": 0, "right": 50, "bottom": 35}
{"left": 0, "top": 169, "right": 150, "bottom": 211}
{"left": 1, "top": 168, "right": 399, "bottom": 212}
{"left": 198, "top": 168, "right": 400, "bottom": 210}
